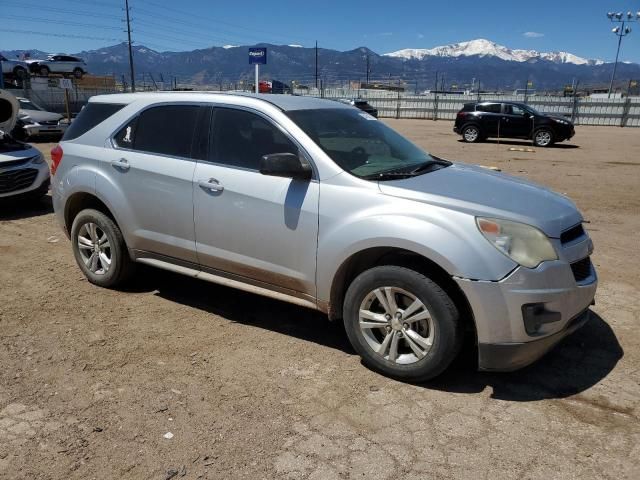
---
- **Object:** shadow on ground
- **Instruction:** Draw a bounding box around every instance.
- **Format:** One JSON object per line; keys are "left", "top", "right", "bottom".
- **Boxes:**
{"left": 459, "top": 139, "right": 580, "bottom": 149}
{"left": 0, "top": 195, "right": 53, "bottom": 220}
{"left": 126, "top": 267, "right": 621, "bottom": 402}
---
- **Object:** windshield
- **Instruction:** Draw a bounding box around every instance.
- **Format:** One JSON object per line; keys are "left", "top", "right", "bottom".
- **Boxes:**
{"left": 287, "top": 108, "right": 447, "bottom": 179}
{"left": 18, "top": 99, "right": 44, "bottom": 111}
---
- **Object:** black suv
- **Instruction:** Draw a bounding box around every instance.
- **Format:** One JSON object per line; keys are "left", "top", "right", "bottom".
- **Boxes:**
{"left": 453, "top": 101, "right": 574, "bottom": 147}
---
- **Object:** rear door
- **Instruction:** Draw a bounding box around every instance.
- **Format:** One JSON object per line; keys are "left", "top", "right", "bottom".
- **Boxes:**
{"left": 501, "top": 104, "right": 532, "bottom": 138}
{"left": 101, "top": 103, "right": 205, "bottom": 263}
{"left": 476, "top": 103, "right": 502, "bottom": 137}
{"left": 192, "top": 106, "right": 319, "bottom": 298}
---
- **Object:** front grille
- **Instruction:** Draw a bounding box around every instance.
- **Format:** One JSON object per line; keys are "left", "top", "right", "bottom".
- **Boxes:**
{"left": 570, "top": 257, "right": 592, "bottom": 282}
{"left": 561, "top": 224, "right": 585, "bottom": 244}
{"left": 39, "top": 120, "right": 60, "bottom": 126}
{"left": 0, "top": 156, "right": 34, "bottom": 170}
{"left": 0, "top": 168, "right": 39, "bottom": 194}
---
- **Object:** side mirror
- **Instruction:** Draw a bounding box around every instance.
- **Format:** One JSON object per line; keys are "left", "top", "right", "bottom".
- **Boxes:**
{"left": 260, "top": 153, "right": 312, "bottom": 180}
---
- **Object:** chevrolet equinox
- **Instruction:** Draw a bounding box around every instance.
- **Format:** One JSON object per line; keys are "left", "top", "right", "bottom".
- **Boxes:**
{"left": 51, "top": 92, "right": 597, "bottom": 381}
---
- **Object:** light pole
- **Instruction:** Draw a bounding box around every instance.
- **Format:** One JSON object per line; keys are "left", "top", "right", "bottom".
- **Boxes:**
{"left": 606, "top": 11, "right": 638, "bottom": 98}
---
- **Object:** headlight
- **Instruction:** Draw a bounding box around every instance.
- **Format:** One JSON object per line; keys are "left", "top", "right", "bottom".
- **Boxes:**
{"left": 476, "top": 217, "right": 557, "bottom": 268}
{"left": 552, "top": 118, "right": 569, "bottom": 125}
{"left": 30, "top": 154, "right": 45, "bottom": 165}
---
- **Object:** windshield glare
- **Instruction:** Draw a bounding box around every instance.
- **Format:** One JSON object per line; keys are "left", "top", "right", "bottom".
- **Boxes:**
{"left": 287, "top": 108, "right": 436, "bottom": 178}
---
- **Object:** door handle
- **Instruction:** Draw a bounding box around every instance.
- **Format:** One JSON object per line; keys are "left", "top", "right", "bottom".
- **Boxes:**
{"left": 111, "top": 158, "right": 130, "bottom": 171}
{"left": 198, "top": 178, "right": 224, "bottom": 192}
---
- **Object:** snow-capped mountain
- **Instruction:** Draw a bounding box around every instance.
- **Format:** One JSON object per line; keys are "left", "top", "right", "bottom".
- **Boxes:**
{"left": 384, "top": 39, "right": 604, "bottom": 66}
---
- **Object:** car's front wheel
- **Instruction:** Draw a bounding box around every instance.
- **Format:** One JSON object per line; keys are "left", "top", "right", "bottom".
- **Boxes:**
{"left": 461, "top": 124, "right": 482, "bottom": 143}
{"left": 343, "top": 266, "right": 462, "bottom": 382}
{"left": 70, "top": 209, "right": 135, "bottom": 288}
{"left": 39, "top": 66, "right": 50, "bottom": 77}
{"left": 533, "top": 128, "right": 554, "bottom": 147}
{"left": 13, "top": 67, "right": 27, "bottom": 79}
{"left": 73, "top": 68, "right": 83, "bottom": 79}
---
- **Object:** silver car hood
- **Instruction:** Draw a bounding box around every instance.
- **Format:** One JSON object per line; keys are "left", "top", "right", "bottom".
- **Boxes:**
{"left": 21, "top": 109, "right": 62, "bottom": 123}
{"left": 379, "top": 162, "right": 582, "bottom": 238}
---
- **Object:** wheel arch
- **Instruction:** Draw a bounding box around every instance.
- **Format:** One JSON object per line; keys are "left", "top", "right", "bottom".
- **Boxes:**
{"left": 327, "top": 246, "right": 477, "bottom": 341}
{"left": 64, "top": 191, "right": 118, "bottom": 235}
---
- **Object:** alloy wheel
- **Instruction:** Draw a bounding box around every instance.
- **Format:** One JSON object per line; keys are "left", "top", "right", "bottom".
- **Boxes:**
{"left": 535, "top": 130, "right": 552, "bottom": 146}
{"left": 464, "top": 127, "right": 479, "bottom": 142}
{"left": 358, "top": 287, "right": 435, "bottom": 365}
{"left": 77, "top": 222, "right": 112, "bottom": 275}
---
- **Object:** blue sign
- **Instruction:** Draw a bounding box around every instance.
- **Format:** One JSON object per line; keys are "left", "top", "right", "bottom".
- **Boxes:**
{"left": 249, "top": 47, "right": 267, "bottom": 65}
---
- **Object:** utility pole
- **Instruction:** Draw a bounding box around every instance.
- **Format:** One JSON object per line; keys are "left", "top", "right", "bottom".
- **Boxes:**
{"left": 125, "top": 0, "right": 135, "bottom": 92}
{"left": 315, "top": 41, "right": 318, "bottom": 89}
{"left": 365, "top": 54, "right": 370, "bottom": 85}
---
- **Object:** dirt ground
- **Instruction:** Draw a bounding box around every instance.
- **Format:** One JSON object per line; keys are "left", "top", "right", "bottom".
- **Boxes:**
{"left": 1, "top": 121, "right": 639, "bottom": 480}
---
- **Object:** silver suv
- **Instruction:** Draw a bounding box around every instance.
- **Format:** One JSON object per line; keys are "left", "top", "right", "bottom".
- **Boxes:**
{"left": 51, "top": 92, "right": 597, "bottom": 381}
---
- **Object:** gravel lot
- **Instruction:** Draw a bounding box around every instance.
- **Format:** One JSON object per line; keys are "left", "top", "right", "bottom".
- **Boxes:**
{"left": 1, "top": 121, "right": 639, "bottom": 479}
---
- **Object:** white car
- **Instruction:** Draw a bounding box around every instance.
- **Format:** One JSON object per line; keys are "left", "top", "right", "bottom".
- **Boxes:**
{"left": 27, "top": 54, "right": 87, "bottom": 78}
{"left": 16, "top": 97, "right": 68, "bottom": 139}
{"left": 0, "top": 90, "right": 50, "bottom": 200}
{"left": 0, "top": 54, "right": 30, "bottom": 79}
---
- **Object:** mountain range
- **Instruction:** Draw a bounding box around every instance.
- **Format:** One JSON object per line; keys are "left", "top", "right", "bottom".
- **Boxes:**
{"left": 4, "top": 39, "right": 639, "bottom": 91}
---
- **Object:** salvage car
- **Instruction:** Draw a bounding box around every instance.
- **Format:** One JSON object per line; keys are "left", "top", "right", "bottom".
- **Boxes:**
{"left": 51, "top": 92, "right": 596, "bottom": 381}
{"left": 15, "top": 97, "right": 68, "bottom": 139}
{"left": 0, "top": 53, "right": 29, "bottom": 80}
{"left": 27, "top": 54, "right": 87, "bottom": 78}
{"left": 454, "top": 101, "right": 575, "bottom": 147}
{"left": 0, "top": 90, "right": 50, "bottom": 200}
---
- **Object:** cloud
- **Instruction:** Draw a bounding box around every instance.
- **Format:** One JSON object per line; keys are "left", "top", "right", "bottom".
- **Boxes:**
{"left": 417, "top": 33, "right": 424, "bottom": 39}
{"left": 379, "top": 32, "right": 393, "bottom": 37}
{"left": 523, "top": 31, "right": 544, "bottom": 38}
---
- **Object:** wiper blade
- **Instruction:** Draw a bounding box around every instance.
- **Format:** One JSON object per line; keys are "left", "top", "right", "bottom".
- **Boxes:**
{"left": 361, "top": 171, "right": 416, "bottom": 180}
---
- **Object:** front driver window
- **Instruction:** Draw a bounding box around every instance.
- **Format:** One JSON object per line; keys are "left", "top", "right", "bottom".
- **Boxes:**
{"left": 210, "top": 108, "right": 297, "bottom": 170}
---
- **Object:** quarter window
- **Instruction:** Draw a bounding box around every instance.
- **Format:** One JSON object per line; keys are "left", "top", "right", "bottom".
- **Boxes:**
{"left": 115, "top": 104, "right": 200, "bottom": 158}
{"left": 210, "top": 108, "right": 297, "bottom": 170}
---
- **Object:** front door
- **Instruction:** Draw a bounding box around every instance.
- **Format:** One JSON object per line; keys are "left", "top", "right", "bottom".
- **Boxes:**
{"left": 476, "top": 103, "right": 502, "bottom": 137}
{"left": 501, "top": 104, "right": 532, "bottom": 138}
{"left": 193, "top": 107, "right": 319, "bottom": 298}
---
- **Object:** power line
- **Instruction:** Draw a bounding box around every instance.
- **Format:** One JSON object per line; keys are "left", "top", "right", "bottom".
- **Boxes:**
{"left": 3, "top": 14, "right": 123, "bottom": 31}
{"left": 0, "top": 28, "right": 121, "bottom": 43}
{"left": 3, "top": 2, "right": 122, "bottom": 20}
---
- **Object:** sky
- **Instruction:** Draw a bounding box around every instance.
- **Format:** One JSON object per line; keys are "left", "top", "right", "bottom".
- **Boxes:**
{"left": 1, "top": 0, "right": 639, "bottom": 62}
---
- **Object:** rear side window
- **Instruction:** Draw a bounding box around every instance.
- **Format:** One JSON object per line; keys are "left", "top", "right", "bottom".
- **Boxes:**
{"left": 62, "top": 103, "right": 125, "bottom": 141}
{"left": 461, "top": 103, "right": 475, "bottom": 112}
{"left": 476, "top": 103, "right": 501, "bottom": 114}
{"left": 115, "top": 104, "right": 200, "bottom": 158}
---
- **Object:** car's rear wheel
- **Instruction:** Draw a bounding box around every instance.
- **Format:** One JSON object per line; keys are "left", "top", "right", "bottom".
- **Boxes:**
{"left": 533, "top": 128, "right": 554, "bottom": 147}
{"left": 462, "top": 124, "right": 481, "bottom": 143}
{"left": 39, "top": 66, "right": 50, "bottom": 77}
{"left": 71, "top": 209, "right": 135, "bottom": 288}
{"left": 73, "top": 68, "right": 83, "bottom": 79}
{"left": 343, "top": 266, "right": 462, "bottom": 382}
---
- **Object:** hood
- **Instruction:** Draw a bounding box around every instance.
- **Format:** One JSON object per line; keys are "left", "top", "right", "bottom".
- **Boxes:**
{"left": 0, "top": 89, "right": 19, "bottom": 133}
{"left": 20, "top": 109, "right": 62, "bottom": 123}
{"left": 379, "top": 163, "right": 582, "bottom": 238}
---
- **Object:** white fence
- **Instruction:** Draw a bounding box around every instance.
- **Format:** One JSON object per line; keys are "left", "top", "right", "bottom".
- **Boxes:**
{"left": 296, "top": 88, "right": 640, "bottom": 127}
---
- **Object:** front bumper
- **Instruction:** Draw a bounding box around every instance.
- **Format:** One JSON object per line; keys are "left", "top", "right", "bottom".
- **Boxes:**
{"left": 455, "top": 255, "right": 597, "bottom": 371}
{"left": 478, "top": 308, "right": 591, "bottom": 371}
{"left": 0, "top": 162, "right": 50, "bottom": 199}
{"left": 23, "top": 123, "right": 68, "bottom": 138}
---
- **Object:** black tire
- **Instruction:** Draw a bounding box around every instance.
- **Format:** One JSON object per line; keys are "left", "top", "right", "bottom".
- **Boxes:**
{"left": 70, "top": 209, "right": 135, "bottom": 288}
{"left": 73, "top": 68, "right": 83, "bottom": 79}
{"left": 39, "top": 66, "right": 50, "bottom": 77}
{"left": 13, "top": 67, "right": 27, "bottom": 79}
{"left": 532, "top": 128, "right": 554, "bottom": 147}
{"left": 343, "top": 266, "right": 462, "bottom": 382}
{"left": 461, "top": 124, "right": 482, "bottom": 143}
